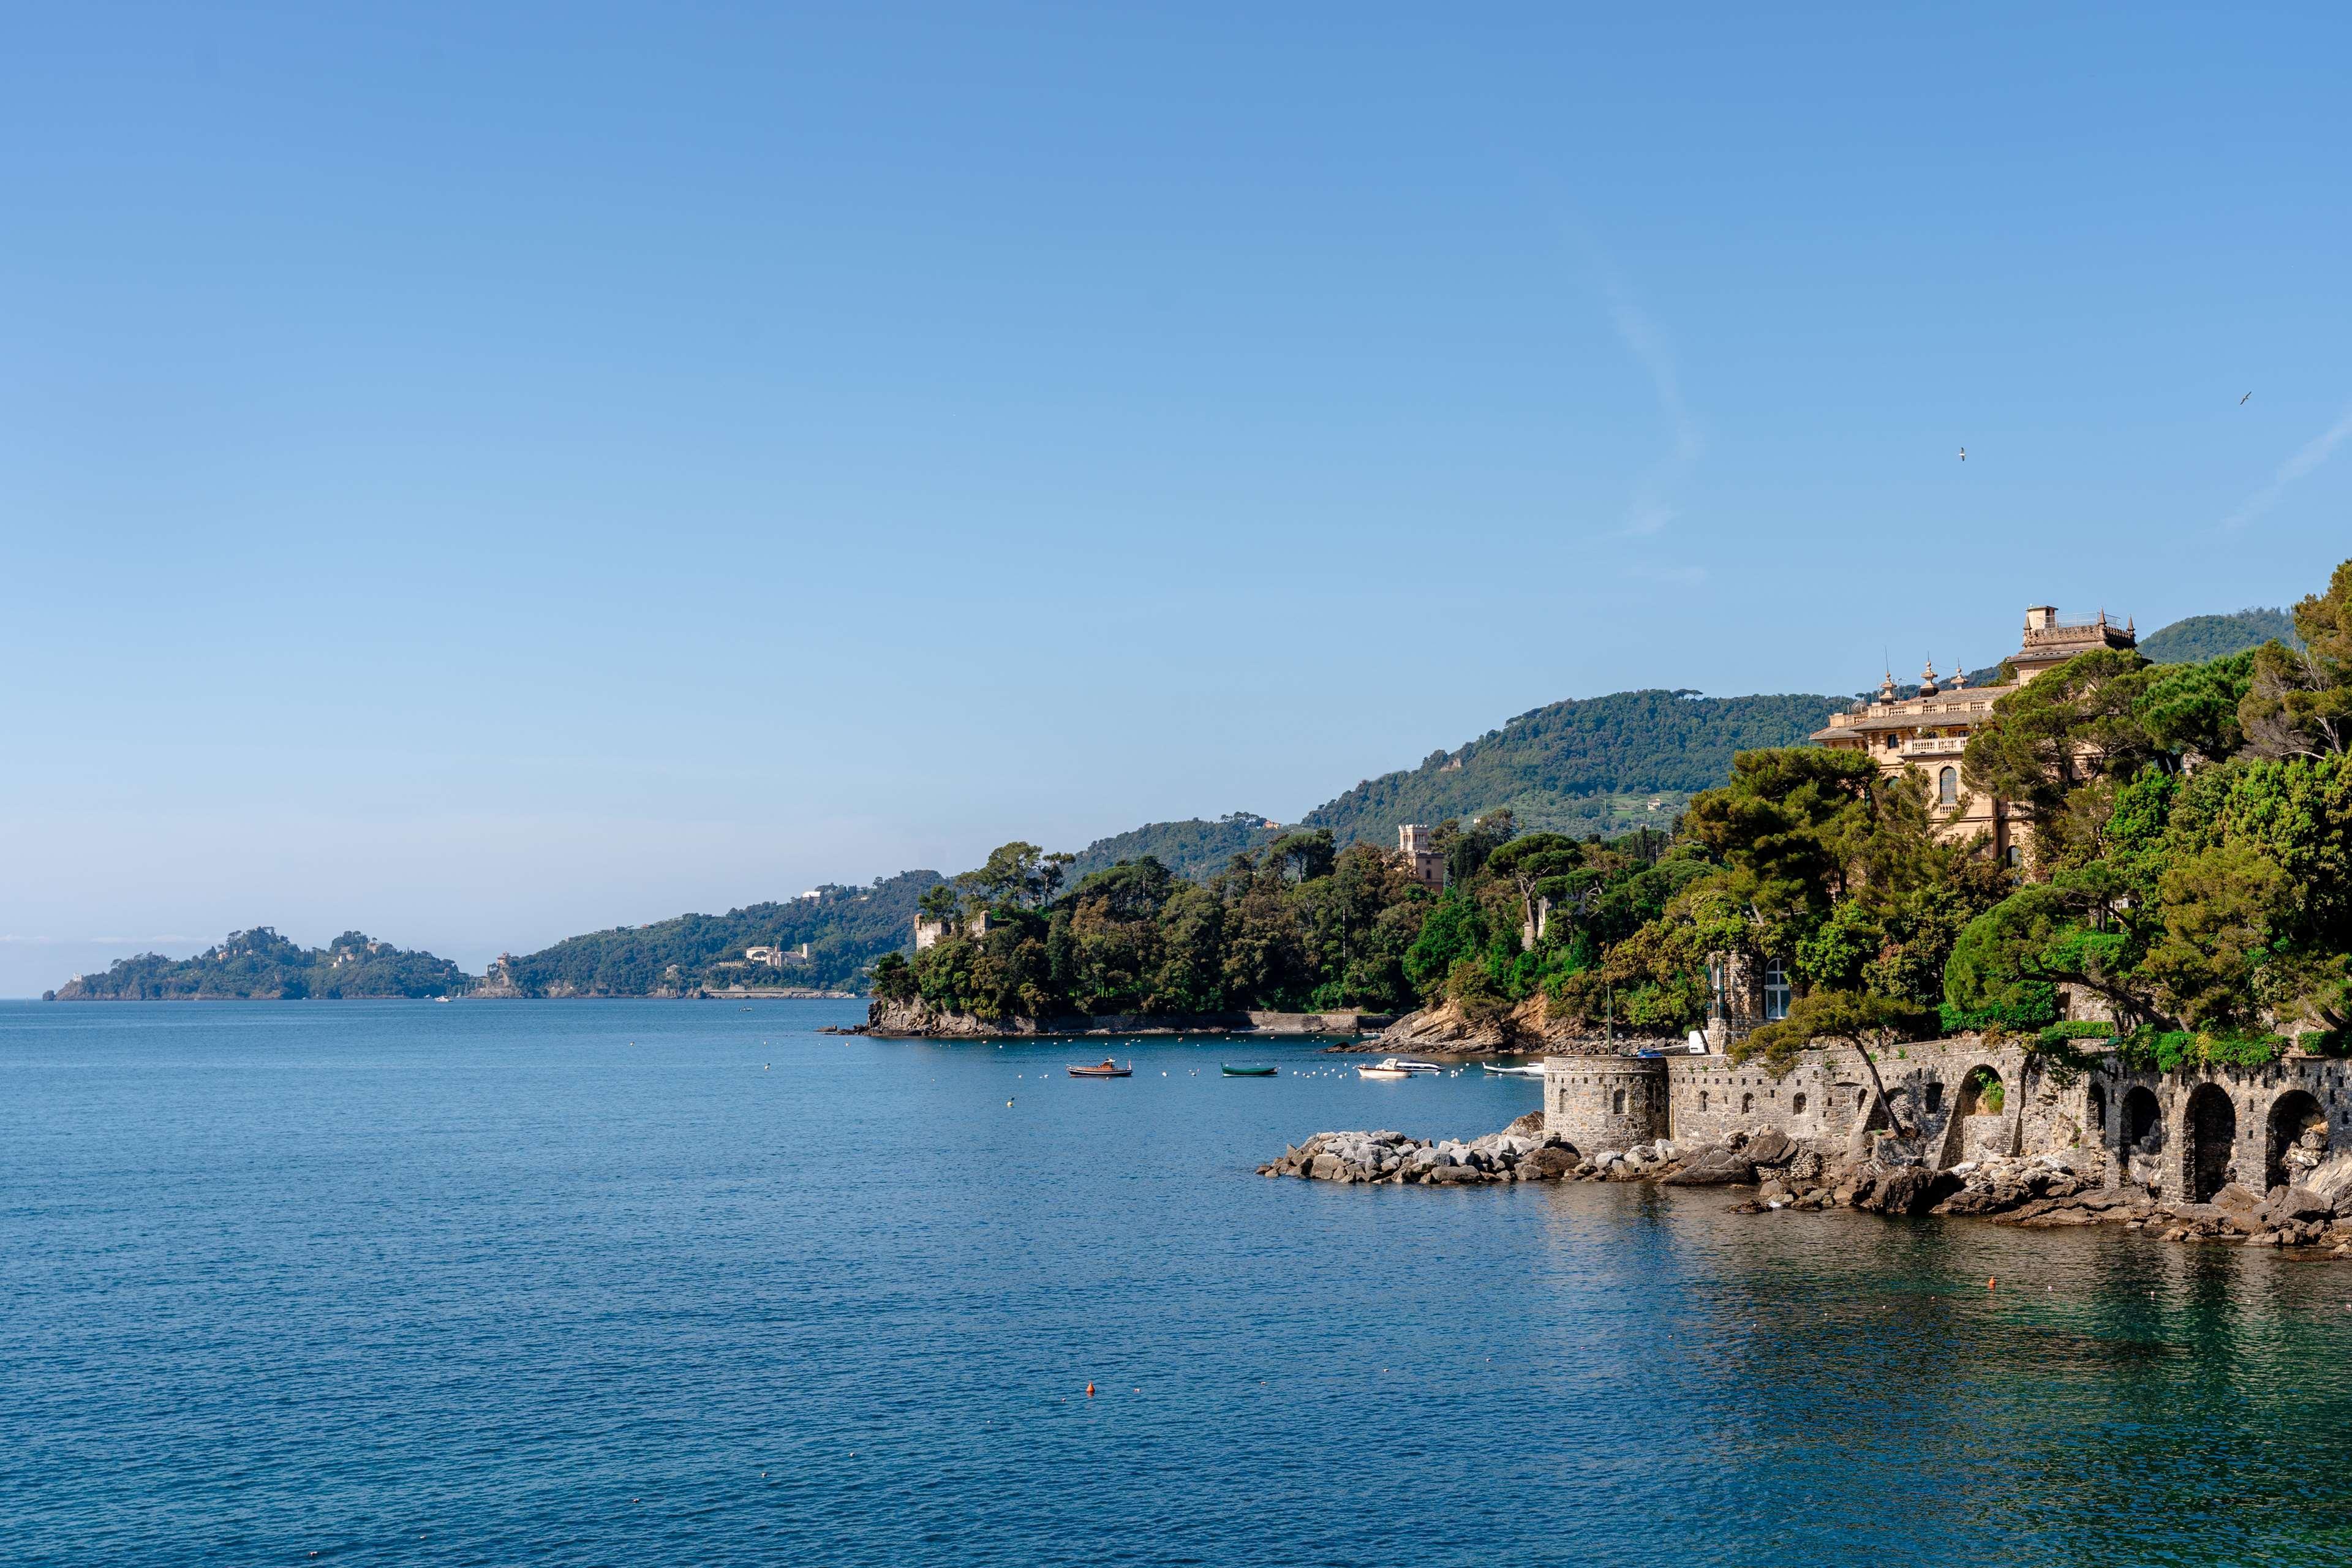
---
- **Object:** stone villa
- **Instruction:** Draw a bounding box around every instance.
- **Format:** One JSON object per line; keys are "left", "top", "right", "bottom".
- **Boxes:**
{"left": 1811, "top": 604, "right": 2136, "bottom": 865}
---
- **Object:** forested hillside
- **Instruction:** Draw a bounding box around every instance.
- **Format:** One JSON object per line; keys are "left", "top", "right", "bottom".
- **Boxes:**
{"left": 2139, "top": 608, "right": 2298, "bottom": 665}
{"left": 50, "top": 929, "right": 469, "bottom": 1000}
{"left": 1062, "top": 813, "right": 1283, "bottom": 883}
{"left": 1300, "top": 690, "right": 1845, "bottom": 846}
{"left": 492, "top": 870, "right": 944, "bottom": 995}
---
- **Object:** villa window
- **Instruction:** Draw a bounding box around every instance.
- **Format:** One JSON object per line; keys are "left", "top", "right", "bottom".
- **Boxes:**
{"left": 1938, "top": 766, "right": 1958, "bottom": 807}
{"left": 1763, "top": 964, "right": 1792, "bottom": 1022}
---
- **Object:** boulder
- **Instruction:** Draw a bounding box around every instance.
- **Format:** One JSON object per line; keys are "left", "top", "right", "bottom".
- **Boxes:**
{"left": 1662, "top": 1148, "right": 1755, "bottom": 1186}
{"left": 1525, "top": 1147, "right": 1579, "bottom": 1180}
{"left": 2213, "top": 1182, "right": 2263, "bottom": 1220}
{"left": 2263, "top": 1185, "right": 2331, "bottom": 1227}
{"left": 1506, "top": 1110, "right": 1547, "bottom": 1139}
{"left": 1744, "top": 1129, "right": 1796, "bottom": 1167}
{"left": 1851, "top": 1165, "right": 1937, "bottom": 1215}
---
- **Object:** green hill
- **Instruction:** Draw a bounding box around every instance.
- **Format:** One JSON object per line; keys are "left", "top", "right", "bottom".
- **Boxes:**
{"left": 2139, "top": 607, "right": 2298, "bottom": 665}
{"left": 492, "top": 870, "right": 944, "bottom": 996}
{"left": 1063, "top": 812, "right": 1284, "bottom": 883}
{"left": 50, "top": 928, "right": 469, "bottom": 1000}
{"left": 1298, "top": 689, "right": 1847, "bottom": 846}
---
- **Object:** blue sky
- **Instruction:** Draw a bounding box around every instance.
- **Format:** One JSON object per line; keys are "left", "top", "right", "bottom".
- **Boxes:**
{"left": 4, "top": 3, "right": 2349, "bottom": 992}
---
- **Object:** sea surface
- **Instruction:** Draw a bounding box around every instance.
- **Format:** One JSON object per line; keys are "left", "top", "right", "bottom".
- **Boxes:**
{"left": 6, "top": 1000, "right": 2352, "bottom": 1565}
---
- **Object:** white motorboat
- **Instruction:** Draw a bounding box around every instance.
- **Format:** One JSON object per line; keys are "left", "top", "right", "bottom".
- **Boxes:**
{"left": 1482, "top": 1062, "right": 1547, "bottom": 1077}
{"left": 1357, "top": 1056, "right": 1441, "bottom": 1079}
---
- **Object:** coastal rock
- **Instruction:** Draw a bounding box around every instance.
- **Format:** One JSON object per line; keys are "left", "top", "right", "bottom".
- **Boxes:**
{"left": 1661, "top": 1146, "right": 1754, "bottom": 1186}
{"left": 1744, "top": 1129, "right": 1795, "bottom": 1167}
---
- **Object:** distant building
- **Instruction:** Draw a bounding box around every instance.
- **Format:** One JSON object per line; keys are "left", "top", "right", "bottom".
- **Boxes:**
{"left": 745, "top": 943, "right": 814, "bottom": 968}
{"left": 1397, "top": 824, "right": 1447, "bottom": 892}
{"left": 1812, "top": 603, "right": 2136, "bottom": 865}
{"left": 913, "top": 911, "right": 995, "bottom": 952}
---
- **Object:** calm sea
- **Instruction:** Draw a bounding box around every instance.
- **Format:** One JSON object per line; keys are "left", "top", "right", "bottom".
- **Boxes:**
{"left": 5, "top": 999, "right": 2351, "bottom": 1565}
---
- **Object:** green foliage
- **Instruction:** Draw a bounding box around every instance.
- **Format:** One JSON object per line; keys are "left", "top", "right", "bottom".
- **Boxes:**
{"left": 1734, "top": 989, "right": 1938, "bottom": 1077}
{"left": 2240, "top": 561, "right": 2352, "bottom": 759}
{"left": 2114, "top": 1027, "right": 2286, "bottom": 1072}
{"left": 2139, "top": 608, "right": 2299, "bottom": 665}
{"left": 54, "top": 927, "right": 469, "bottom": 1000}
{"left": 1301, "top": 690, "right": 1846, "bottom": 846}
{"left": 1060, "top": 813, "right": 1284, "bottom": 884}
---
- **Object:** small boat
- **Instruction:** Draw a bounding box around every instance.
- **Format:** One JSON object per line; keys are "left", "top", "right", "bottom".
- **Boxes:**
{"left": 1483, "top": 1062, "right": 1547, "bottom": 1077}
{"left": 1221, "top": 1065, "right": 1278, "bottom": 1077}
{"left": 1067, "top": 1059, "right": 1133, "bottom": 1079}
{"left": 1364, "top": 1056, "right": 1442, "bottom": 1074}
{"left": 1357, "top": 1061, "right": 1412, "bottom": 1080}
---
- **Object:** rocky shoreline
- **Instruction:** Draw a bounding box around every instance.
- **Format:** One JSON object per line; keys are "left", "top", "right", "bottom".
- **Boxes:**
{"left": 1326, "top": 997, "right": 1682, "bottom": 1058}
{"left": 1262, "top": 1120, "right": 2352, "bottom": 1252}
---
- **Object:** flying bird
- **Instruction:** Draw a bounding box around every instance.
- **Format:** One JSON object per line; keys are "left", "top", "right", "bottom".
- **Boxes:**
{"left": 1958, "top": 447, "right": 1967, "bottom": 461}
{"left": 2241, "top": 391, "right": 2252, "bottom": 405}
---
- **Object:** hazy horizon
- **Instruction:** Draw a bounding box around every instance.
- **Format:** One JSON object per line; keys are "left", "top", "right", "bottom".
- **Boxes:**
{"left": 7, "top": 4, "right": 2351, "bottom": 995}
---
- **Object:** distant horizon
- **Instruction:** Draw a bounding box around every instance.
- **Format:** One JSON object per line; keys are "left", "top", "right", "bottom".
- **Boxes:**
{"left": 7, "top": 4, "right": 2350, "bottom": 997}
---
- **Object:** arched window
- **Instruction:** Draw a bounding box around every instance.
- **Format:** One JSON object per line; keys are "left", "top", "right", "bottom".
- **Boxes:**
{"left": 1741, "top": 1091, "right": 1754, "bottom": 1114}
{"left": 1699, "top": 1090, "right": 1709, "bottom": 1112}
{"left": 1793, "top": 1093, "right": 1807, "bottom": 1115}
{"left": 1611, "top": 1088, "right": 1626, "bottom": 1115}
{"left": 1763, "top": 965, "right": 1792, "bottom": 1021}
{"left": 1938, "top": 766, "right": 1959, "bottom": 806}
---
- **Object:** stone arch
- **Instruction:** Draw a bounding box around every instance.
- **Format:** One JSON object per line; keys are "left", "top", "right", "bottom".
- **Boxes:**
{"left": 1741, "top": 1091, "right": 1754, "bottom": 1114}
{"left": 1793, "top": 1092, "right": 1807, "bottom": 1115}
{"left": 1956, "top": 1065, "right": 2004, "bottom": 1118}
{"left": 2184, "top": 1084, "right": 2236, "bottom": 1204}
{"left": 1699, "top": 1089, "right": 1709, "bottom": 1113}
{"left": 2266, "top": 1090, "right": 2328, "bottom": 1192}
{"left": 2123, "top": 1086, "right": 2161, "bottom": 1152}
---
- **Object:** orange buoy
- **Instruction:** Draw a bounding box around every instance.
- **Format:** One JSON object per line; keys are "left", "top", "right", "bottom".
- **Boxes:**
{"left": 1085, "top": 1382, "right": 1095, "bottom": 1397}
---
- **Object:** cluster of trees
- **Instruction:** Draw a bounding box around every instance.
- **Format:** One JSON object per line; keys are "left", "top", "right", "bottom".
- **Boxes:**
{"left": 871, "top": 816, "right": 1703, "bottom": 1024}
{"left": 50, "top": 928, "right": 469, "bottom": 1000}
{"left": 496, "top": 871, "right": 945, "bottom": 996}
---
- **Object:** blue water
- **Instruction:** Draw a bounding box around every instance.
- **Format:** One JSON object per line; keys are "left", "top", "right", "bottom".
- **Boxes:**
{"left": 7, "top": 1000, "right": 2352, "bottom": 1565}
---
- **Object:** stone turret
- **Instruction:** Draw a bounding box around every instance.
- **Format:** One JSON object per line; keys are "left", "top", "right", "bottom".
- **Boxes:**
{"left": 1545, "top": 1054, "right": 1668, "bottom": 1150}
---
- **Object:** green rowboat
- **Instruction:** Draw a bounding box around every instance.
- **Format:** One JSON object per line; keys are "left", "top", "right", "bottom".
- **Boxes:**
{"left": 1221, "top": 1065, "right": 1278, "bottom": 1077}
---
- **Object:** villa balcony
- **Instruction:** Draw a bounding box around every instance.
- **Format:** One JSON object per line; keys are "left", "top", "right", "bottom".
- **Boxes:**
{"left": 1900, "top": 736, "right": 1968, "bottom": 758}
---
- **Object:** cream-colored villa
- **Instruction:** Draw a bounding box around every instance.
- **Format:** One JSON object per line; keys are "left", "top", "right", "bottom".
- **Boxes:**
{"left": 1811, "top": 604, "right": 2136, "bottom": 863}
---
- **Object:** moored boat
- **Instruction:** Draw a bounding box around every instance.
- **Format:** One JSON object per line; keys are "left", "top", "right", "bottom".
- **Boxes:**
{"left": 1482, "top": 1062, "right": 1547, "bottom": 1077}
{"left": 1067, "top": 1059, "right": 1133, "bottom": 1078}
{"left": 1221, "top": 1065, "right": 1278, "bottom": 1077}
{"left": 1356, "top": 1061, "right": 1412, "bottom": 1080}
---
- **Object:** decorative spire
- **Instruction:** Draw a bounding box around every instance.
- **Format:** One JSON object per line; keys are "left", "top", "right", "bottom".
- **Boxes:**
{"left": 1951, "top": 663, "right": 1970, "bottom": 690}
{"left": 1879, "top": 669, "right": 1897, "bottom": 703}
{"left": 1918, "top": 657, "right": 1939, "bottom": 697}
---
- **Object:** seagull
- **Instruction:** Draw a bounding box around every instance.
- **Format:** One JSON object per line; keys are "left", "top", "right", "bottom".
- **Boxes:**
{"left": 1957, "top": 447, "right": 1967, "bottom": 461}
{"left": 2241, "top": 391, "right": 2252, "bottom": 405}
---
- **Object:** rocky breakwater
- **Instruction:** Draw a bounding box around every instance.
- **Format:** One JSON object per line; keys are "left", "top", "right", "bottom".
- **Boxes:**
{"left": 1262, "top": 1121, "right": 2352, "bottom": 1253}
{"left": 1257, "top": 1112, "right": 1583, "bottom": 1186}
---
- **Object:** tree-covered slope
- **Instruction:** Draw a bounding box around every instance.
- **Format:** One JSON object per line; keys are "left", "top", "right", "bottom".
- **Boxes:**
{"left": 494, "top": 870, "right": 944, "bottom": 995}
{"left": 50, "top": 929, "right": 470, "bottom": 1000}
{"left": 1300, "top": 689, "right": 1847, "bottom": 846}
{"left": 2139, "top": 608, "right": 2298, "bottom": 665}
{"left": 1062, "top": 813, "right": 1284, "bottom": 883}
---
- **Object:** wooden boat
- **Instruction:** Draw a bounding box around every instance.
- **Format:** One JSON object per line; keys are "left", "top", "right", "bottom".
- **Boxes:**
{"left": 1067, "top": 1059, "right": 1133, "bottom": 1078}
{"left": 1221, "top": 1065, "right": 1278, "bottom": 1077}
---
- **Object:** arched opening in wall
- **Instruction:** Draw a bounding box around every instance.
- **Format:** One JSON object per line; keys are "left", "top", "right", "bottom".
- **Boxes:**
{"left": 2185, "top": 1084, "right": 2236, "bottom": 1203}
{"left": 1793, "top": 1093, "right": 1807, "bottom": 1115}
{"left": 1938, "top": 766, "right": 1959, "bottom": 807}
{"left": 1741, "top": 1092, "right": 1754, "bottom": 1114}
{"left": 2266, "top": 1091, "right": 2328, "bottom": 1191}
{"left": 2086, "top": 1083, "right": 2108, "bottom": 1147}
{"left": 1611, "top": 1088, "right": 1626, "bottom": 1115}
{"left": 1956, "top": 1066, "right": 2005, "bottom": 1118}
{"left": 1699, "top": 1090, "right": 1709, "bottom": 1112}
{"left": 2123, "top": 1087, "right": 2161, "bottom": 1153}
